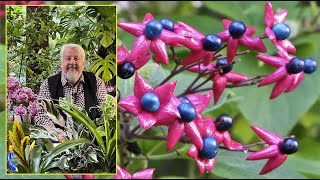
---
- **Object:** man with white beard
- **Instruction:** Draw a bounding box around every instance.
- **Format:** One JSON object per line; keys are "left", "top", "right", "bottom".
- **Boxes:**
{"left": 35, "top": 43, "right": 108, "bottom": 142}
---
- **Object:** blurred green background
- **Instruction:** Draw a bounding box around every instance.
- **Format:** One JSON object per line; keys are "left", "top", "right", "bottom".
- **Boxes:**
{"left": 1, "top": 1, "right": 320, "bottom": 179}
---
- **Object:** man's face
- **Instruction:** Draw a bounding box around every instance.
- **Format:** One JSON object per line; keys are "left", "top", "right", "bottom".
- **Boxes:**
{"left": 61, "top": 47, "right": 85, "bottom": 84}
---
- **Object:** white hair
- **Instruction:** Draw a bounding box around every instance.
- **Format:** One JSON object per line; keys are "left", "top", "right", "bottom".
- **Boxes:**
{"left": 60, "top": 43, "right": 85, "bottom": 62}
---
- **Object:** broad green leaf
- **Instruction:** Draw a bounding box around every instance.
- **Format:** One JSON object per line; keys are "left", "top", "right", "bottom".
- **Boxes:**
{"left": 29, "top": 145, "right": 42, "bottom": 173}
{"left": 213, "top": 149, "right": 306, "bottom": 179}
{"left": 40, "top": 138, "right": 92, "bottom": 172}
{"left": 283, "top": 156, "right": 320, "bottom": 178}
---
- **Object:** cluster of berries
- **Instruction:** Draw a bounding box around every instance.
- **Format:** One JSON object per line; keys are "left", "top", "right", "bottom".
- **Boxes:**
{"left": 115, "top": 1, "right": 317, "bottom": 178}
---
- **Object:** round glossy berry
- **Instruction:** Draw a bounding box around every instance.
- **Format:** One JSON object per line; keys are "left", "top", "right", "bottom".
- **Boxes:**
{"left": 160, "top": 18, "right": 174, "bottom": 31}
{"left": 145, "top": 20, "right": 163, "bottom": 39}
{"left": 178, "top": 96, "right": 190, "bottom": 104}
{"left": 272, "top": 23, "right": 291, "bottom": 40}
{"left": 303, "top": 58, "right": 317, "bottom": 74}
{"left": 203, "top": 34, "right": 222, "bottom": 51}
{"left": 177, "top": 103, "right": 197, "bottom": 122}
{"left": 117, "top": 89, "right": 121, "bottom": 103}
{"left": 198, "top": 136, "right": 219, "bottom": 159}
{"left": 286, "top": 57, "right": 305, "bottom": 74}
{"left": 141, "top": 93, "right": 160, "bottom": 112}
{"left": 215, "top": 58, "right": 233, "bottom": 74}
{"left": 229, "top": 21, "right": 246, "bottom": 39}
{"left": 215, "top": 114, "right": 233, "bottom": 132}
{"left": 280, "top": 137, "right": 299, "bottom": 155}
{"left": 118, "top": 62, "right": 136, "bottom": 79}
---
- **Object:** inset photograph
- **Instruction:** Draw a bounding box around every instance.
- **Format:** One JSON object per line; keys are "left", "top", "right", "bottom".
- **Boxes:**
{"left": 6, "top": 4, "right": 117, "bottom": 174}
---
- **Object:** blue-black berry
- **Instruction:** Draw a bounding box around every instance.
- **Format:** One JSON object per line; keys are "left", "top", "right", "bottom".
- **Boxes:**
{"left": 160, "top": 18, "right": 174, "bottom": 31}
{"left": 286, "top": 57, "right": 305, "bottom": 74}
{"left": 178, "top": 96, "right": 191, "bottom": 104}
{"left": 118, "top": 62, "right": 136, "bottom": 79}
{"left": 198, "top": 136, "right": 219, "bottom": 159}
{"left": 145, "top": 20, "right": 163, "bottom": 39}
{"left": 229, "top": 21, "right": 246, "bottom": 39}
{"left": 216, "top": 58, "right": 233, "bottom": 74}
{"left": 203, "top": 34, "right": 222, "bottom": 51}
{"left": 215, "top": 114, "right": 233, "bottom": 132}
{"left": 303, "top": 58, "right": 317, "bottom": 74}
{"left": 141, "top": 93, "right": 160, "bottom": 112}
{"left": 280, "top": 137, "right": 299, "bottom": 155}
{"left": 178, "top": 103, "right": 197, "bottom": 122}
{"left": 272, "top": 23, "right": 291, "bottom": 40}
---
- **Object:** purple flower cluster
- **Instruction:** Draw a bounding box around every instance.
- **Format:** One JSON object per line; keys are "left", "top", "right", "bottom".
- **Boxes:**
{"left": 7, "top": 77, "right": 40, "bottom": 118}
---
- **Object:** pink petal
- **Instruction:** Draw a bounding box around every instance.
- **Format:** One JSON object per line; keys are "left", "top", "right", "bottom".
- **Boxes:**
{"left": 185, "top": 120, "right": 204, "bottom": 151}
{"left": 154, "top": 81, "right": 177, "bottom": 105}
{"left": 266, "top": 27, "right": 277, "bottom": 44}
{"left": 222, "top": 19, "right": 232, "bottom": 29}
{"left": 258, "top": 66, "right": 288, "bottom": 87}
{"left": 186, "top": 91, "right": 213, "bottom": 114}
{"left": 244, "top": 26, "right": 257, "bottom": 36}
{"left": 118, "top": 96, "right": 142, "bottom": 115}
{"left": 150, "top": 39, "right": 169, "bottom": 65}
{"left": 264, "top": 1, "right": 275, "bottom": 28}
{"left": 225, "top": 72, "right": 248, "bottom": 83}
{"left": 132, "top": 168, "right": 155, "bottom": 179}
{"left": 143, "top": 13, "right": 154, "bottom": 23}
{"left": 0, "top": 11, "right": 5, "bottom": 17}
{"left": 27, "top": 1, "right": 43, "bottom": 5}
{"left": 133, "top": 51, "right": 152, "bottom": 70}
{"left": 82, "top": 175, "right": 94, "bottom": 179}
{"left": 217, "top": 30, "right": 230, "bottom": 42}
{"left": 285, "top": 72, "right": 304, "bottom": 92}
{"left": 204, "top": 158, "right": 216, "bottom": 173}
{"left": 196, "top": 158, "right": 206, "bottom": 175}
{"left": 239, "top": 35, "right": 267, "bottom": 53}
{"left": 276, "top": 50, "right": 293, "bottom": 62}
{"left": 180, "top": 51, "right": 207, "bottom": 66}
{"left": 166, "top": 120, "right": 185, "bottom": 151}
{"left": 246, "top": 145, "right": 280, "bottom": 160}
{"left": 114, "top": 166, "right": 132, "bottom": 179}
{"left": 134, "top": 72, "right": 153, "bottom": 99}
{"left": 203, "top": 52, "right": 215, "bottom": 66}
{"left": 274, "top": 9, "right": 288, "bottom": 24}
{"left": 257, "top": 54, "right": 286, "bottom": 68}
{"left": 260, "top": 155, "right": 288, "bottom": 175}
{"left": 226, "top": 37, "right": 239, "bottom": 63}
{"left": 212, "top": 75, "right": 227, "bottom": 104}
{"left": 196, "top": 117, "right": 216, "bottom": 137}
{"left": 270, "top": 74, "right": 293, "bottom": 99}
{"left": 176, "top": 21, "right": 205, "bottom": 40}
{"left": 188, "top": 63, "right": 215, "bottom": 73}
{"left": 187, "top": 144, "right": 199, "bottom": 159}
{"left": 128, "top": 35, "right": 151, "bottom": 61}
{"left": 117, "top": 44, "right": 129, "bottom": 64}
{"left": 278, "top": 39, "right": 296, "bottom": 53}
{"left": 222, "top": 132, "right": 243, "bottom": 150}
{"left": 154, "top": 97, "right": 180, "bottom": 125}
{"left": 160, "top": 30, "right": 187, "bottom": 46}
{"left": 137, "top": 112, "right": 157, "bottom": 129}
{"left": 251, "top": 126, "right": 283, "bottom": 145}
{"left": 118, "top": 22, "right": 145, "bottom": 37}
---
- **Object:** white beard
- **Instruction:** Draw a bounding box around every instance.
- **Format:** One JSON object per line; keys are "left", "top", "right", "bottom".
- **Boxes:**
{"left": 64, "top": 69, "right": 81, "bottom": 85}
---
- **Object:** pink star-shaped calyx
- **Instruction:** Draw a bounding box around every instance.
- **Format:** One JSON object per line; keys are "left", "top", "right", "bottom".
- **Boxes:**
{"left": 217, "top": 19, "right": 266, "bottom": 63}
{"left": 118, "top": 13, "right": 190, "bottom": 65}
{"left": 188, "top": 62, "right": 248, "bottom": 104}
{"left": 175, "top": 22, "right": 220, "bottom": 66}
{"left": 118, "top": 72, "right": 180, "bottom": 129}
{"left": 264, "top": 1, "right": 296, "bottom": 54}
{"left": 114, "top": 165, "right": 155, "bottom": 179}
{"left": 162, "top": 91, "right": 213, "bottom": 151}
{"left": 257, "top": 51, "right": 304, "bottom": 99}
{"left": 117, "top": 44, "right": 151, "bottom": 70}
{"left": 196, "top": 117, "right": 243, "bottom": 150}
{"left": 246, "top": 126, "right": 296, "bottom": 175}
